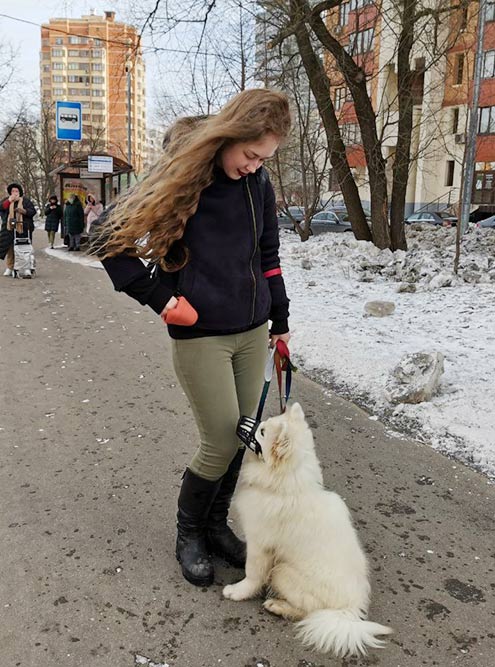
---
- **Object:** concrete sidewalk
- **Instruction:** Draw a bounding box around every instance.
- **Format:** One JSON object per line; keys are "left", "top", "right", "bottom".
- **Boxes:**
{"left": 1, "top": 240, "right": 494, "bottom": 667}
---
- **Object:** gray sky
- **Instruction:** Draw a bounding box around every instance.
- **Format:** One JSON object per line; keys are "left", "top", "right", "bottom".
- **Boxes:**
{"left": 0, "top": 0, "right": 257, "bottom": 127}
{"left": 0, "top": 0, "right": 164, "bottom": 122}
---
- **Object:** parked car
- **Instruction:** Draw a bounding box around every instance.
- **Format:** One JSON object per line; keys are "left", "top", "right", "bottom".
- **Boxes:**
{"left": 405, "top": 211, "right": 457, "bottom": 226}
{"left": 305, "top": 210, "right": 353, "bottom": 235}
{"left": 476, "top": 214, "right": 495, "bottom": 229}
{"left": 277, "top": 206, "right": 305, "bottom": 230}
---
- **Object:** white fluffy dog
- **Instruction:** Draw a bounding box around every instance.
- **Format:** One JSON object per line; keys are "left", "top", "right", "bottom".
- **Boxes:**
{"left": 223, "top": 402, "right": 392, "bottom": 657}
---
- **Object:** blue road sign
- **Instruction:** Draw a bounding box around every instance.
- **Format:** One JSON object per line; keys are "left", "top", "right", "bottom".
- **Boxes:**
{"left": 56, "top": 101, "right": 82, "bottom": 141}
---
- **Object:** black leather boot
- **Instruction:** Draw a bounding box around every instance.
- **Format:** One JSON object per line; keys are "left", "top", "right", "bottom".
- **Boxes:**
{"left": 176, "top": 469, "right": 222, "bottom": 587}
{"left": 206, "top": 448, "right": 246, "bottom": 568}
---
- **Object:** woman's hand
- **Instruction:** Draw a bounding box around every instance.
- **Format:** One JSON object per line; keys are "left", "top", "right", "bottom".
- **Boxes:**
{"left": 270, "top": 331, "right": 291, "bottom": 348}
{"left": 160, "top": 296, "right": 179, "bottom": 324}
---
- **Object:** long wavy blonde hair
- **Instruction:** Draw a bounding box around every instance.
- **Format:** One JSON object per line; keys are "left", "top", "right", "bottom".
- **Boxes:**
{"left": 99, "top": 88, "right": 291, "bottom": 270}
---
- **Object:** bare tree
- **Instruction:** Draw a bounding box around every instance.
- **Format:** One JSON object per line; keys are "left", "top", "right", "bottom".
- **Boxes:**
{"left": 263, "top": 0, "right": 471, "bottom": 250}
{"left": 0, "top": 104, "right": 64, "bottom": 209}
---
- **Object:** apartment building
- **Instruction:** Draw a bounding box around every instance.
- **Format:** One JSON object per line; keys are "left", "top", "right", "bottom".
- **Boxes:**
{"left": 324, "top": 0, "right": 495, "bottom": 216}
{"left": 445, "top": 1, "right": 495, "bottom": 211}
{"left": 41, "top": 10, "right": 146, "bottom": 173}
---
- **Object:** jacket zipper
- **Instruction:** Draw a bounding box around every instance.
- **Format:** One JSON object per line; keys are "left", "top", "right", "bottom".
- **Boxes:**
{"left": 245, "top": 179, "right": 258, "bottom": 325}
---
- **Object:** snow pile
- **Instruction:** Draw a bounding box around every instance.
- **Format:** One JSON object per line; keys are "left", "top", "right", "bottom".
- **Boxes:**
{"left": 289, "top": 225, "right": 495, "bottom": 291}
{"left": 279, "top": 226, "right": 495, "bottom": 481}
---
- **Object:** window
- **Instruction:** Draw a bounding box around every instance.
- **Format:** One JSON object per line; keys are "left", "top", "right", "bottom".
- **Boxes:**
{"left": 53, "top": 88, "right": 64, "bottom": 96}
{"left": 92, "top": 49, "right": 102, "bottom": 57}
{"left": 454, "top": 54, "right": 465, "bottom": 84}
{"left": 334, "top": 87, "right": 346, "bottom": 110}
{"left": 452, "top": 107, "right": 460, "bottom": 134}
{"left": 93, "top": 39, "right": 102, "bottom": 46}
{"left": 52, "top": 75, "right": 65, "bottom": 83}
{"left": 43, "top": 64, "right": 50, "bottom": 72}
{"left": 479, "top": 106, "right": 495, "bottom": 134}
{"left": 92, "top": 63, "right": 104, "bottom": 71}
{"left": 68, "top": 75, "right": 90, "bottom": 83}
{"left": 483, "top": 50, "right": 495, "bottom": 78}
{"left": 487, "top": 1, "right": 495, "bottom": 21}
{"left": 91, "top": 76, "right": 104, "bottom": 84}
{"left": 52, "top": 62, "right": 64, "bottom": 70}
{"left": 55, "top": 37, "right": 63, "bottom": 45}
{"left": 92, "top": 89, "right": 105, "bottom": 97}
{"left": 92, "top": 101, "right": 105, "bottom": 109}
{"left": 68, "top": 88, "right": 90, "bottom": 96}
{"left": 51, "top": 49, "right": 64, "bottom": 57}
{"left": 341, "top": 123, "right": 361, "bottom": 145}
{"left": 445, "top": 161, "right": 455, "bottom": 187}
{"left": 350, "top": 0, "right": 373, "bottom": 9}
{"left": 339, "top": 2, "right": 350, "bottom": 26}
{"left": 347, "top": 28, "right": 374, "bottom": 55}
{"left": 69, "top": 36, "right": 88, "bottom": 44}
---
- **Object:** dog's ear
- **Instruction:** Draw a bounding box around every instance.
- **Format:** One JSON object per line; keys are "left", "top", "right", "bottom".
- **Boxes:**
{"left": 289, "top": 402, "right": 305, "bottom": 423}
{"left": 271, "top": 421, "right": 291, "bottom": 463}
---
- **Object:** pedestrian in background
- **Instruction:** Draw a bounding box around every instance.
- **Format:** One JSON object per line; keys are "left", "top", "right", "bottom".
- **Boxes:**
{"left": 84, "top": 193, "right": 103, "bottom": 234}
{"left": 64, "top": 194, "right": 84, "bottom": 251}
{"left": 97, "top": 88, "right": 291, "bottom": 587}
{"left": 44, "top": 195, "right": 63, "bottom": 249}
{"left": 0, "top": 183, "right": 36, "bottom": 276}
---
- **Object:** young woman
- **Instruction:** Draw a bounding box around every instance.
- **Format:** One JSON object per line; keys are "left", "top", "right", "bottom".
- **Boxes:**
{"left": 98, "top": 88, "right": 291, "bottom": 587}
{"left": 44, "top": 195, "right": 63, "bottom": 248}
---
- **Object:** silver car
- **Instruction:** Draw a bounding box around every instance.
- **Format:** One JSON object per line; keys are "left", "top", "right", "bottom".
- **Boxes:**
{"left": 476, "top": 215, "right": 495, "bottom": 229}
{"left": 306, "top": 210, "right": 353, "bottom": 235}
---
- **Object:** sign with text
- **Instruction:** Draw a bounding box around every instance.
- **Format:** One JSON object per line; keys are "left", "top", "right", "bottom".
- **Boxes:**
{"left": 88, "top": 155, "right": 114, "bottom": 173}
{"left": 80, "top": 168, "right": 104, "bottom": 179}
{"left": 56, "top": 101, "right": 82, "bottom": 141}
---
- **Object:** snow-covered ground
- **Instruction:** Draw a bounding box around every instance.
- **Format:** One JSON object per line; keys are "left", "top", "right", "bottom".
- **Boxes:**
{"left": 279, "top": 225, "right": 495, "bottom": 481}
{"left": 45, "top": 224, "right": 495, "bottom": 480}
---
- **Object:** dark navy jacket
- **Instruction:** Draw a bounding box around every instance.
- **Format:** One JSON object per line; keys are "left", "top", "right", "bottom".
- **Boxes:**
{"left": 101, "top": 167, "right": 289, "bottom": 339}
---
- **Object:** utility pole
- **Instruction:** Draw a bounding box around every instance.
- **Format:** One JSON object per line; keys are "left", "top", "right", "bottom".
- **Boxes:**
{"left": 126, "top": 59, "right": 132, "bottom": 189}
{"left": 456, "top": 0, "right": 487, "bottom": 271}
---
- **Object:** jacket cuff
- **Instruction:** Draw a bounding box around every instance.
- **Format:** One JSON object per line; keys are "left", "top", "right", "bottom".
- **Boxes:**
{"left": 270, "top": 318, "right": 289, "bottom": 335}
{"left": 146, "top": 283, "right": 175, "bottom": 315}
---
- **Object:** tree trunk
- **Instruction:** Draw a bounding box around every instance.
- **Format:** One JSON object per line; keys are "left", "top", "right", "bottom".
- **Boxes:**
{"left": 290, "top": 0, "right": 372, "bottom": 241}
{"left": 304, "top": 1, "right": 390, "bottom": 248}
{"left": 390, "top": 0, "right": 415, "bottom": 252}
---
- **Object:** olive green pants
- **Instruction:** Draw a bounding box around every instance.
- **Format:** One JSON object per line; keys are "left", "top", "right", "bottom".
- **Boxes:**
{"left": 171, "top": 324, "right": 268, "bottom": 481}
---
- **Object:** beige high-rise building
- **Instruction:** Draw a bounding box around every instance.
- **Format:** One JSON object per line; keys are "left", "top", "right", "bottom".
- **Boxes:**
{"left": 41, "top": 10, "right": 146, "bottom": 173}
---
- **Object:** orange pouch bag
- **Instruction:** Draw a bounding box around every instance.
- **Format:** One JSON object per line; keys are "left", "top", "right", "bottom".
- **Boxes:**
{"left": 164, "top": 296, "right": 199, "bottom": 326}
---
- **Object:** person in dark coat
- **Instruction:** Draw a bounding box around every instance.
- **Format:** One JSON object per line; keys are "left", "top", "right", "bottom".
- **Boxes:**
{"left": 97, "top": 89, "right": 291, "bottom": 588}
{"left": 44, "top": 195, "right": 63, "bottom": 248}
{"left": 0, "top": 182, "right": 36, "bottom": 276}
{"left": 63, "top": 194, "right": 84, "bottom": 251}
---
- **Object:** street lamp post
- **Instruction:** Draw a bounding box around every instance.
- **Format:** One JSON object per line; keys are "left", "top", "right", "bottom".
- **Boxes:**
{"left": 456, "top": 0, "right": 487, "bottom": 273}
{"left": 459, "top": 0, "right": 487, "bottom": 234}
{"left": 125, "top": 45, "right": 133, "bottom": 189}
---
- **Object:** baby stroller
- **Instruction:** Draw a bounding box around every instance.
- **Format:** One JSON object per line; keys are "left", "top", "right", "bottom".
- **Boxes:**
{"left": 13, "top": 227, "right": 36, "bottom": 279}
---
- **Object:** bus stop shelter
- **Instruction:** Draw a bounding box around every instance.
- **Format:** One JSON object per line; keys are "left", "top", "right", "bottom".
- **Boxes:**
{"left": 50, "top": 154, "right": 133, "bottom": 207}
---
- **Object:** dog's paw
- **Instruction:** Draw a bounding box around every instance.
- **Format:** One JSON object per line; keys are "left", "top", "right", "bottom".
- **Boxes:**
{"left": 223, "top": 581, "right": 253, "bottom": 601}
{"left": 263, "top": 598, "right": 285, "bottom": 616}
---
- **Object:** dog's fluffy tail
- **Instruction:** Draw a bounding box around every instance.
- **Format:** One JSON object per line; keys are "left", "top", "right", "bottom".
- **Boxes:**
{"left": 295, "top": 609, "right": 392, "bottom": 657}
